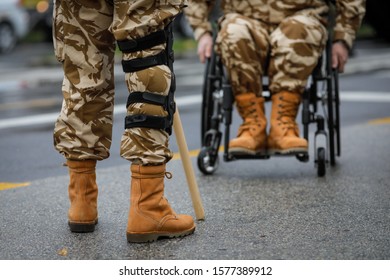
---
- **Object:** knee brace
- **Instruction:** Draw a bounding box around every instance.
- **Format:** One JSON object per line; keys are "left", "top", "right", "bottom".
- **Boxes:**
{"left": 117, "top": 23, "right": 176, "bottom": 135}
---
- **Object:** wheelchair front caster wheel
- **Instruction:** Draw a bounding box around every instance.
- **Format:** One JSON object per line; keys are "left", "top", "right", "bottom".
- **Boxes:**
{"left": 197, "top": 147, "right": 219, "bottom": 175}
{"left": 317, "top": 147, "right": 326, "bottom": 177}
{"left": 296, "top": 153, "right": 309, "bottom": 162}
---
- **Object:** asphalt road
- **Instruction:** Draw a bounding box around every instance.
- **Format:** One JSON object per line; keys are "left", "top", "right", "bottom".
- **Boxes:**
{"left": 0, "top": 40, "right": 389, "bottom": 264}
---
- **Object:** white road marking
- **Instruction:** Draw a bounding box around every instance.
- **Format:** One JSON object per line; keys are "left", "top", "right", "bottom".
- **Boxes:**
{"left": 0, "top": 91, "right": 388, "bottom": 130}
{"left": 0, "top": 95, "right": 203, "bottom": 130}
{"left": 340, "top": 91, "right": 390, "bottom": 102}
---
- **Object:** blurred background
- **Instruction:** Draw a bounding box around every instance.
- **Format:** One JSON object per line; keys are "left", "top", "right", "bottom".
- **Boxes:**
{"left": 0, "top": 0, "right": 52, "bottom": 53}
{"left": 0, "top": 0, "right": 389, "bottom": 55}
{"left": 1, "top": 0, "right": 198, "bottom": 54}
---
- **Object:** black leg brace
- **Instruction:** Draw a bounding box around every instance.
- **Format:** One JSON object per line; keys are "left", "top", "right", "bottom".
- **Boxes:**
{"left": 118, "top": 23, "right": 176, "bottom": 135}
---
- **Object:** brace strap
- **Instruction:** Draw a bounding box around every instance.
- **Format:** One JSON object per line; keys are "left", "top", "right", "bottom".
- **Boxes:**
{"left": 126, "top": 92, "right": 167, "bottom": 109}
{"left": 117, "top": 29, "right": 168, "bottom": 53}
{"left": 125, "top": 115, "right": 171, "bottom": 131}
{"left": 124, "top": 92, "right": 175, "bottom": 134}
{"left": 122, "top": 51, "right": 168, "bottom": 73}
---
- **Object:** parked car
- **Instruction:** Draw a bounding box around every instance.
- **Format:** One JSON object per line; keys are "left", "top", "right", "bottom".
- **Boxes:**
{"left": 173, "top": 12, "right": 194, "bottom": 39}
{"left": 0, "top": 0, "right": 30, "bottom": 54}
{"left": 21, "top": 0, "right": 52, "bottom": 42}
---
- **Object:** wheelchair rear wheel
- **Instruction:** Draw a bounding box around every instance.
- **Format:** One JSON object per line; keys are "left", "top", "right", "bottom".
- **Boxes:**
{"left": 326, "top": 70, "right": 341, "bottom": 166}
{"left": 200, "top": 54, "right": 223, "bottom": 143}
{"left": 200, "top": 58, "right": 213, "bottom": 143}
{"left": 198, "top": 52, "right": 224, "bottom": 175}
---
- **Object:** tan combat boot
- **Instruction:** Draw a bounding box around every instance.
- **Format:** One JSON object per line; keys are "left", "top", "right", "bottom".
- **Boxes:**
{"left": 267, "top": 91, "right": 308, "bottom": 154}
{"left": 67, "top": 160, "right": 98, "bottom": 233}
{"left": 229, "top": 93, "right": 267, "bottom": 155}
{"left": 126, "top": 164, "right": 196, "bottom": 243}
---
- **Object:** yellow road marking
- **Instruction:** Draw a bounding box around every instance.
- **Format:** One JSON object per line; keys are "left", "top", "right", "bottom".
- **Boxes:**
{"left": 0, "top": 147, "right": 222, "bottom": 191}
{"left": 172, "top": 149, "right": 200, "bottom": 160}
{"left": 172, "top": 146, "right": 225, "bottom": 160}
{"left": 0, "top": 182, "right": 31, "bottom": 191}
{"left": 368, "top": 117, "right": 390, "bottom": 125}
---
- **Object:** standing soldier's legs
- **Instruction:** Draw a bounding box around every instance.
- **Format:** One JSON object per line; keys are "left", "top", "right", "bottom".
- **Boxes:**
{"left": 111, "top": 0, "right": 195, "bottom": 243}
{"left": 216, "top": 13, "right": 269, "bottom": 155}
{"left": 267, "top": 14, "right": 327, "bottom": 154}
{"left": 53, "top": 0, "right": 116, "bottom": 232}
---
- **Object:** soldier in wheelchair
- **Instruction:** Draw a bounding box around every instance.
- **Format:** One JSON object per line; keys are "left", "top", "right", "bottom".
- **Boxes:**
{"left": 185, "top": 0, "right": 365, "bottom": 176}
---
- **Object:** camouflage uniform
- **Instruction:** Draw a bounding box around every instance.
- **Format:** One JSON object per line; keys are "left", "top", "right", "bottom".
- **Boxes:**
{"left": 53, "top": 0, "right": 186, "bottom": 165}
{"left": 185, "top": 0, "right": 366, "bottom": 97}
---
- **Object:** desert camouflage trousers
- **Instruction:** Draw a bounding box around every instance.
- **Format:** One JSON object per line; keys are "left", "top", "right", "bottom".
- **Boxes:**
{"left": 216, "top": 12, "right": 328, "bottom": 96}
{"left": 53, "top": 0, "right": 184, "bottom": 165}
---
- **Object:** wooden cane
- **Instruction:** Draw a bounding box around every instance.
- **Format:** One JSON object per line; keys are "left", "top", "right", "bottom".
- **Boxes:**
{"left": 173, "top": 106, "right": 205, "bottom": 220}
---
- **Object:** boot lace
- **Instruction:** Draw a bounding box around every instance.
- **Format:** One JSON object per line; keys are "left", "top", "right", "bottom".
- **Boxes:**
{"left": 165, "top": 172, "right": 173, "bottom": 179}
{"left": 277, "top": 97, "right": 299, "bottom": 131}
{"left": 237, "top": 101, "right": 262, "bottom": 135}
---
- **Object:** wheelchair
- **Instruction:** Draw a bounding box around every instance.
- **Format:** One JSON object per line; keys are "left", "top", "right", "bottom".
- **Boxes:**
{"left": 197, "top": 32, "right": 341, "bottom": 177}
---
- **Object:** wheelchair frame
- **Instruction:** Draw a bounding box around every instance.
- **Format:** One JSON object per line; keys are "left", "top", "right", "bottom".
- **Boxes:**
{"left": 197, "top": 32, "right": 341, "bottom": 177}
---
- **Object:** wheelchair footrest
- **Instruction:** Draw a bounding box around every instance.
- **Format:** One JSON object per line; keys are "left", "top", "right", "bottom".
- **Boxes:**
{"left": 225, "top": 153, "right": 271, "bottom": 161}
{"left": 225, "top": 151, "right": 309, "bottom": 162}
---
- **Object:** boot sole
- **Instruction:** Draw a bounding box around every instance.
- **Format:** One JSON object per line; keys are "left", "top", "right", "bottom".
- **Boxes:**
{"left": 68, "top": 219, "right": 98, "bottom": 233}
{"left": 268, "top": 147, "right": 308, "bottom": 155}
{"left": 126, "top": 226, "right": 196, "bottom": 243}
{"left": 229, "top": 147, "right": 267, "bottom": 156}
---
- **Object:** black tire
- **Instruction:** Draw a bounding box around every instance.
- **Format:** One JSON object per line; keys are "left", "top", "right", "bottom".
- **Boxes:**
{"left": 0, "top": 22, "right": 17, "bottom": 54}
{"left": 317, "top": 147, "right": 326, "bottom": 177}
{"left": 198, "top": 33, "right": 224, "bottom": 175}
{"left": 296, "top": 153, "right": 309, "bottom": 162}
{"left": 200, "top": 49, "right": 223, "bottom": 145}
{"left": 333, "top": 70, "right": 341, "bottom": 158}
{"left": 327, "top": 69, "right": 340, "bottom": 166}
{"left": 324, "top": 33, "right": 341, "bottom": 167}
{"left": 200, "top": 57, "right": 214, "bottom": 144}
{"left": 197, "top": 147, "right": 219, "bottom": 175}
